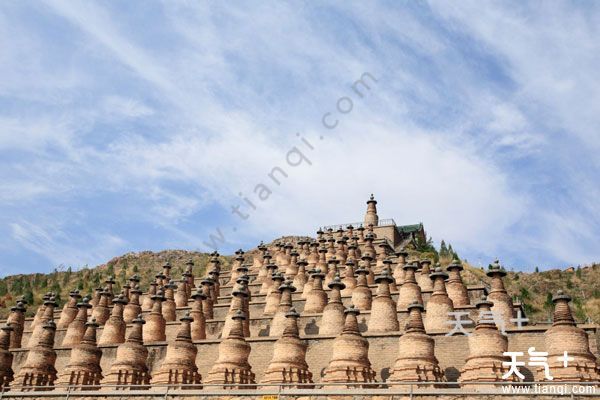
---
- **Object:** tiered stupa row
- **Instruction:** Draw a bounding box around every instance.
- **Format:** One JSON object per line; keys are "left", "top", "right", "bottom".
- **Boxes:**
{"left": 0, "top": 195, "right": 598, "bottom": 396}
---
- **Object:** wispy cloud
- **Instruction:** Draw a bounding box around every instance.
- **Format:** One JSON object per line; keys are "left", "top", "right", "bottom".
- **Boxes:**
{"left": 0, "top": 1, "right": 598, "bottom": 276}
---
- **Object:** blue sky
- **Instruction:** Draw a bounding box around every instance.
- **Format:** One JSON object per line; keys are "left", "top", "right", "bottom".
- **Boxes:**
{"left": 1, "top": 1, "right": 599, "bottom": 276}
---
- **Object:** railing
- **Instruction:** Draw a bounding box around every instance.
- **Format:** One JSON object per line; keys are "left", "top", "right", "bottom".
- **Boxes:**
{"left": 321, "top": 218, "right": 397, "bottom": 231}
{"left": 1, "top": 381, "right": 598, "bottom": 398}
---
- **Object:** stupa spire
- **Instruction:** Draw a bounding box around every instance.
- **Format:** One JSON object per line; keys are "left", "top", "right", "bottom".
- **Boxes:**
{"left": 368, "top": 269, "right": 398, "bottom": 332}
{"left": 62, "top": 297, "right": 92, "bottom": 347}
{"left": 143, "top": 289, "right": 167, "bottom": 343}
{"left": 321, "top": 276, "right": 346, "bottom": 335}
{"left": 424, "top": 266, "right": 454, "bottom": 332}
{"left": 98, "top": 293, "right": 128, "bottom": 345}
{"left": 363, "top": 194, "right": 379, "bottom": 228}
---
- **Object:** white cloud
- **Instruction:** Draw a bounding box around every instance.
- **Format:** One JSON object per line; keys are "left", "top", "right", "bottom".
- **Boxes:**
{"left": 0, "top": 1, "right": 598, "bottom": 272}
{"left": 9, "top": 219, "right": 126, "bottom": 269}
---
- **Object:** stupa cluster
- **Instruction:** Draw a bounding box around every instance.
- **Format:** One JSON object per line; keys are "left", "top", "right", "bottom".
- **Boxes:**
{"left": 0, "top": 195, "right": 598, "bottom": 397}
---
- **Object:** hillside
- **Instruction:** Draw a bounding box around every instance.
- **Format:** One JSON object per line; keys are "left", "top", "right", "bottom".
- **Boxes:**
{"left": 0, "top": 242, "right": 598, "bottom": 324}
{"left": 0, "top": 249, "right": 231, "bottom": 319}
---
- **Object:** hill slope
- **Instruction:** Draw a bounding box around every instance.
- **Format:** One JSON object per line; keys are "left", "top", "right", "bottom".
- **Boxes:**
{"left": 0, "top": 245, "right": 598, "bottom": 324}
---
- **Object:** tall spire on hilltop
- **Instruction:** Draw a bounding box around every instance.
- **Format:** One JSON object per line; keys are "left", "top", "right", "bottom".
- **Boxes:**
{"left": 364, "top": 194, "right": 379, "bottom": 228}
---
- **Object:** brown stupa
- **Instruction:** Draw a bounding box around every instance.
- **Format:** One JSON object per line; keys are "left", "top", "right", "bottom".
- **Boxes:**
{"left": 362, "top": 238, "right": 376, "bottom": 281}
{"left": 335, "top": 239, "right": 348, "bottom": 266}
{"left": 55, "top": 318, "right": 103, "bottom": 390}
{"left": 374, "top": 242, "right": 389, "bottom": 274}
{"left": 62, "top": 297, "right": 93, "bottom": 347}
{"left": 90, "top": 288, "right": 103, "bottom": 308}
{"left": 0, "top": 324, "right": 14, "bottom": 389}
{"left": 388, "top": 301, "right": 444, "bottom": 384}
{"left": 368, "top": 269, "right": 399, "bottom": 332}
{"left": 209, "top": 268, "right": 221, "bottom": 304}
{"left": 200, "top": 277, "right": 215, "bottom": 320}
{"left": 285, "top": 248, "right": 300, "bottom": 276}
{"left": 256, "top": 250, "right": 271, "bottom": 283}
{"left": 322, "top": 306, "right": 376, "bottom": 386}
{"left": 364, "top": 194, "right": 379, "bottom": 228}
{"left": 351, "top": 267, "right": 372, "bottom": 311}
{"left": 13, "top": 320, "right": 58, "bottom": 391}
{"left": 57, "top": 289, "right": 81, "bottom": 329}
{"left": 31, "top": 293, "right": 50, "bottom": 329}
{"left": 252, "top": 242, "right": 267, "bottom": 272}
{"left": 123, "top": 284, "right": 142, "bottom": 323}
{"left": 486, "top": 260, "right": 514, "bottom": 328}
{"left": 221, "top": 284, "right": 249, "bottom": 338}
{"left": 102, "top": 315, "right": 150, "bottom": 389}
{"left": 174, "top": 277, "right": 189, "bottom": 308}
{"left": 301, "top": 265, "right": 315, "bottom": 300}
{"left": 297, "top": 239, "right": 310, "bottom": 260}
{"left": 270, "top": 281, "right": 297, "bottom": 337}
{"left": 303, "top": 269, "right": 327, "bottom": 314}
{"left": 227, "top": 250, "right": 245, "bottom": 287}
{"left": 183, "top": 260, "right": 195, "bottom": 297}
{"left": 321, "top": 276, "right": 346, "bottom": 335}
{"left": 27, "top": 296, "right": 57, "bottom": 348}
{"left": 29, "top": 292, "right": 51, "bottom": 327}
{"left": 281, "top": 243, "right": 293, "bottom": 269}
{"left": 325, "top": 237, "right": 337, "bottom": 263}
{"left": 162, "top": 279, "right": 178, "bottom": 322}
{"left": 161, "top": 262, "right": 172, "bottom": 285}
{"left": 424, "top": 267, "right": 454, "bottom": 332}
{"left": 315, "top": 245, "right": 328, "bottom": 275}
{"left": 446, "top": 257, "right": 470, "bottom": 307}
{"left": 143, "top": 289, "right": 166, "bottom": 343}
{"left": 382, "top": 258, "right": 398, "bottom": 292}
{"left": 263, "top": 272, "right": 285, "bottom": 315}
{"left": 260, "top": 263, "right": 278, "bottom": 295}
{"left": 141, "top": 281, "right": 157, "bottom": 311}
{"left": 237, "top": 277, "right": 252, "bottom": 337}
{"left": 394, "top": 249, "right": 408, "bottom": 285}
{"left": 292, "top": 258, "right": 308, "bottom": 292}
{"left": 324, "top": 256, "right": 340, "bottom": 286}
{"left": 208, "top": 253, "right": 222, "bottom": 299}
{"left": 397, "top": 263, "right": 423, "bottom": 310}
{"left": 190, "top": 287, "right": 207, "bottom": 341}
{"left": 122, "top": 282, "right": 131, "bottom": 303}
{"left": 90, "top": 288, "right": 111, "bottom": 325}
{"left": 306, "top": 241, "right": 319, "bottom": 270}
{"left": 262, "top": 308, "right": 313, "bottom": 387}
{"left": 540, "top": 291, "right": 600, "bottom": 381}
{"left": 6, "top": 300, "right": 26, "bottom": 349}
{"left": 128, "top": 274, "right": 141, "bottom": 295}
{"left": 104, "top": 276, "right": 116, "bottom": 299}
{"left": 98, "top": 293, "right": 128, "bottom": 346}
{"left": 416, "top": 259, "right": 434, "bottom": 292}
{"left": 459, "top": 296, "right": 516, "bottom": 387}
{"left": 153, "top": 312, "right": 201, "bottom": 387}
{"left": 341, "top": 259, "right": 357, "bottom": 296}
{"left": 356, "top": 225, "right": 366, "bottom": 247}
{"left": 205, "top": 310, "right": 255, "bottom": 388}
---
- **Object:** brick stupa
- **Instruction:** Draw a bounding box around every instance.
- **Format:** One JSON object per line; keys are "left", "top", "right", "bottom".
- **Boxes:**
{"left": 55, "top": 318, "right": 103, "bottom": 390}
{"left": 322, "top": 306, "right": 376, "bottom": 386}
